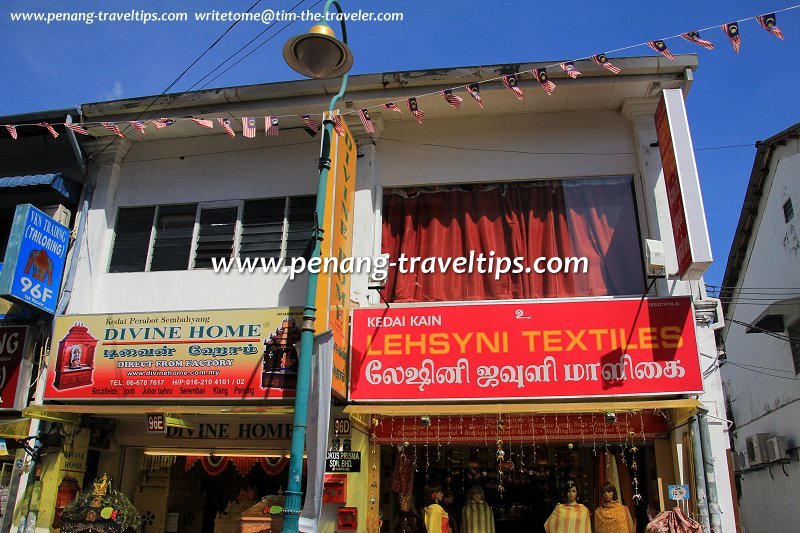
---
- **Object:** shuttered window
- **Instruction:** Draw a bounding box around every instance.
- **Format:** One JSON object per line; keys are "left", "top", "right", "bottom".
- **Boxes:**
{"left": 789, "top": 319, "right": 800, "bottom": 374}
{"left": 285, "top": 196, "right": 315, "bottom": 259}
{"left": 150, "top": 204, "right": 197, "bottom": 271}
{"left": 194, "top": 207, "right": 238, "bottom": 269}
{"left": 109, "top": 207, "right": 156, "bottom": 273}
{"left": 240, "top": 199, "right": 286, "bottom": 259}
{"left": 108, "top": 196, "right": 315, "bottom": 272}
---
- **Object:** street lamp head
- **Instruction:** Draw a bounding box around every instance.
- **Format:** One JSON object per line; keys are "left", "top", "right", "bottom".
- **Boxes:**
{"left": 283, "top": 24, "right": 354, "bottom": 79}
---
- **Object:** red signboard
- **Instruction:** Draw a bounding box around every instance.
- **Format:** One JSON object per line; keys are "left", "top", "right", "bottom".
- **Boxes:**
{"left": 349, "top": 297, "right": 702, "bottom": 401}
{"left": 655, "top": 94, "right": 691, "bottom": 278}
{"left": 372, "top": 413, "right": 669, "bottom": 444}
{"left": 0, "top": 326, "right": 28, "bottom": 409}
{"left": 654, "top": 90, "right": 712, "bottom": 280}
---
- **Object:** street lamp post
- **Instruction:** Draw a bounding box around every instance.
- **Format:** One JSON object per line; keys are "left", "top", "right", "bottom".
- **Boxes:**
{"left": 281, "top": 3, "right": 353, "bottom": 532}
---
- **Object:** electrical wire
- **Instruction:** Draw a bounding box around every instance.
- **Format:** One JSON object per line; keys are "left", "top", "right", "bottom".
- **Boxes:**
{"left": 184, "top": 0, "right": 321, "bottom": 92}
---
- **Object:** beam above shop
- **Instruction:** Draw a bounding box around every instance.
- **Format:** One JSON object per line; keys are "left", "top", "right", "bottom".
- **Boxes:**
{"left": 22, "top": 404, "right": 296, "bottom": 418}
{"left": 344, "top": 398, "right": 701, "bottom": 416}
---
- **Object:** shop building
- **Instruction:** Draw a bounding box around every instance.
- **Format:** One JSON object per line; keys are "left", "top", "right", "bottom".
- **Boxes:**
{"left": 338, "top": 56, "right": 736, "bottom": 532}
{"left": 718, "top": 122, "right": 800, "bottom": 533}
{"left": 0, "top": 109, "right": 86, "bottom": 530}
{"left": 19, "top": 55, "right": 735, "bottom": 532}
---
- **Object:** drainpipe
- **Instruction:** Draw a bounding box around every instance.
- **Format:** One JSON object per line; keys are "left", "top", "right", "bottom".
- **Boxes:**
{"left": 11, "top": 112, "right": 94, "bottom": 532}
{"left": 698, "top": 410, "right": 723, "bottom": 532}
{"left": 690, "top": 415, "right": 711, "bottom": 532}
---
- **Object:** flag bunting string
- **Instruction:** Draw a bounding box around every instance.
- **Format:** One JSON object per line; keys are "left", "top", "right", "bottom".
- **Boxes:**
{"left": 2, "top": 6, "right": 796, "bottom": 140}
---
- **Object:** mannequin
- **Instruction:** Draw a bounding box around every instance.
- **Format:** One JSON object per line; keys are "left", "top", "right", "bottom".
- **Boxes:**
{"left": 424, "top": 485, "right": 450, "bottom": 533}
{"left": 544, "top": 480, "right": 591, "bottom": 533}
{"left": 595, "top": 482, "right": 635, "bottom": 533}
{"left": 461, "top": 486, "right": 495, "bottom": 533}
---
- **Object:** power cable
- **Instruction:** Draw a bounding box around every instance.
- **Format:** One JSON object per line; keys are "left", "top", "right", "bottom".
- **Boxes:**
{"left": 198, "top": 0, "right": 324, "bottom": 90}
{"left": 184, "top": 0, "right": 320, "bottom": 93}
{"left": 87, "top": 0, "right": 265, "bottom": 164}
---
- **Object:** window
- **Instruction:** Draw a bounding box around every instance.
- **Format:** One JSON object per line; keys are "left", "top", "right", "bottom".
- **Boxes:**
{"left": 789, "top": 319, "right": 800, "bottom": 374}
{"left": 108, "top": 196, "right": 314, "bottom": 272}
{"left": 783, "top": 198, "right": 794, "bottom": 223}
{"left": 381, "top": 177, "right": 645, "bottom": 302}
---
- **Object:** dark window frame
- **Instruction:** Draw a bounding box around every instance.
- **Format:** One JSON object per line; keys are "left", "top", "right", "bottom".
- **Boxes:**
{"left": 108, "top": 195, "right": 315, "bottom": 273}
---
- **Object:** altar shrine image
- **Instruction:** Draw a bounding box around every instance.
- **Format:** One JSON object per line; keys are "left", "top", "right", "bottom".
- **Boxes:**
{"left": 54, "top": 322, "right": 97, "bottom": 389}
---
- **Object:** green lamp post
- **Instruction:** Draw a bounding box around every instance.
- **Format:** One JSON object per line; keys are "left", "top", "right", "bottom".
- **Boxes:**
{"left": 281, "top": 2, "right": 353, "bottom": 532}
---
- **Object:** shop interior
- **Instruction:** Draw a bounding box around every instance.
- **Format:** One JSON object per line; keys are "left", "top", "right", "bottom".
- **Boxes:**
{"left": 137, "top": 453, "right": 294, "bottom": 533}
{"left": 369, "top": 412, "right": 669, "bottom": 533}
{"left": 380, "top": 442, "right": 657, "bottom": 533}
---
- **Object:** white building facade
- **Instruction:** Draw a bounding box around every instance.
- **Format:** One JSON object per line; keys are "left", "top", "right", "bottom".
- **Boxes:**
{"left": 19, "top": 55, "right": 737, "bottom": 532}
{"left": 719, "top": 123, "right": 800, "bottom": 533}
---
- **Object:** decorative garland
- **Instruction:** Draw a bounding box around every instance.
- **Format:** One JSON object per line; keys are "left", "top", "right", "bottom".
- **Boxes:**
{"left": 2, "top": 7, "right": 794, "bottom": 140}
{"left": 183, "top": 455, "right": 289, "bottom": 477}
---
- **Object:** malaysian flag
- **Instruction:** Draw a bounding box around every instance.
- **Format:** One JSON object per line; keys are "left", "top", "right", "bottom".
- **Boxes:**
{"left": 592, "top": 54, "right": 621, "bottom": 74}
{"left": 151, "top": 118, "right": 175, "bottom": 129}
{"left": 681, "top": 31, "right": 715, "bottom": 51}
{"left": 381, "top": 102, "right": 402, "bottom": 113}
{"left": 65, "top": 122, "right": 89, "bottom": 135}
{"left": 130, "top": 120, "right": 147, "bottom": 134}
{"left": 722, "top": 22, "right": 741, "bottom": 53}
{"left": 647, "top": 40, "right": 675, "bottom": 60}
{"left": 535, "top": 68, "right": 556, "bottom": 95}
{"left": 302, "top": 115, "right": 320, "bottom": 134}
{"left": 37, "top": 122, "right": 59, "bottom": 138}
{"left": 5, "top": 125, "right": 17, "bottom": 140}
{"left": 265, "top": 116, "right": 279, "bottom": 136}
{"left": 466, "top": 84, "right": 484, "bottom": 108}
{"left": 357, "top": 109, "right": 375, "bottom": 134}
{"left": 440, "top": 89, "right": 463, "bottom": 110}
{"left": 407, "top": 98, "right": 425, "bottom": 124}
{"left": 242, "top": 117, "right": 257, "bottom": 138}
{"left": 101, "top": 122, "right": 124, "bottom": 137}
{"left": 331, "top": 112, "right": 345, "bottom": 136}
{"left": 190, "top": 117, "right": 214, "bottom": 129}
{"left": 560, "top": 61, "right": 582, "bottom": 79}
{"left": 218, "top": 118, "right": 235, "bottom": 137}
{"left": 501, "top": 74, "right": 524, "bottom": 100}
{"left": 757, "top": 13, "right": 784, "bottom": 40}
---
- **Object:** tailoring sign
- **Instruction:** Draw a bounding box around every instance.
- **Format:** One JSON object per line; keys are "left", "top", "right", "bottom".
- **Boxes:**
{"left": 315, "top": 113, "right": 357, "bottom": 399}
{"left": 654, "top": 89, "right": 713, "bottom": 280}
{"left": 349, "top": 297, "right": 703, "bottom": 401}
{"left": 0, "top": 204, "right": 69, "bottom": 314}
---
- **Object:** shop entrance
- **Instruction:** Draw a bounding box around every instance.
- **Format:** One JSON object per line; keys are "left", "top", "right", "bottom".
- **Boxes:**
{"left": 135, "top": 454, "right": 297, "bottom": 533}
{"left": 380, "top": 442, "right": 656, "bottom": 533}
{"left": 370, "top": 412, "right": 668, "bottom": 533}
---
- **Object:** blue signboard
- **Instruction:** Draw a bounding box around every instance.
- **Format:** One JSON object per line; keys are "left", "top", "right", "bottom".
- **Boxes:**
{"left": 0, "top": 204, "right": 69, "bottom": 314}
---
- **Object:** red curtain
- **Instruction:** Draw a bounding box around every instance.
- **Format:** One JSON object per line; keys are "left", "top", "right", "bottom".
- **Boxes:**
{"left": 382, "top": 178, "right": 644, "bottom": 302}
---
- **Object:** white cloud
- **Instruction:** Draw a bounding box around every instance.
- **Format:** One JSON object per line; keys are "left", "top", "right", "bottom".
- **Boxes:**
{"left": 102, "top": 81, "right": 124, "bottom": 101}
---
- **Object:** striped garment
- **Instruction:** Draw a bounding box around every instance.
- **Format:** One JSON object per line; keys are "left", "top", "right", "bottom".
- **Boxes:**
{"left": 461, "top": 501, "right": 495, "bottom": 533}
{"left": 544, "top": 503, "right": 591, "bottom": 533}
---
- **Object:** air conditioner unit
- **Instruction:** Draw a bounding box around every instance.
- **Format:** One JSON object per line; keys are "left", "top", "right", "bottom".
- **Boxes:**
{"left": 746, "top": 433, "right": 771, "bottom": 465}
{"left": 42, "top": 204, "right": 71, "bottom": 226}
{"left": 733, "top": 450, "right": 748, "bottom": 471}
{"left": 767, "top": 436, "right": 789, "bottom": 462}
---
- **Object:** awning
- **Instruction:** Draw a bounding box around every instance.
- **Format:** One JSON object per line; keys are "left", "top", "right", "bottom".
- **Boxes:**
{"left": 0, "top": 418, "right": 32, "bottom": 439}
{"left": 22, "top": 404, "right": 295, "bottom": 421}
{"left": 0, "top": 173, "right": 81, "bottom": 206}
{"left": 344, "top": 398, "right": 701, "bottom": 416}
{"left": 748, "top": 296, "right": 800, "bottom": 332}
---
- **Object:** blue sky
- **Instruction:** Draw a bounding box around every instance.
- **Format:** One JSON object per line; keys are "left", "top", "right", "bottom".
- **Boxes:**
{"left": 2, "top": 0, "right": 799, "bottom": 288}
